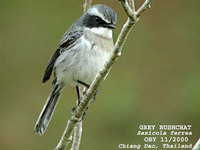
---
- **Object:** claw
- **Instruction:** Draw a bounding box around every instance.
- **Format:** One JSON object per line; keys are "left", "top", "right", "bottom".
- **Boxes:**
{"left": 82, "top": 91, "right": 89, "bottom": 99}
{"left": 78, "top": 107, "right": 89, "bottom": 122}
{"left": 92, "top": 89, "right": 98, "bottom": 103}
{"left": 71, "top": 105, "right": 78, "bottom": 115}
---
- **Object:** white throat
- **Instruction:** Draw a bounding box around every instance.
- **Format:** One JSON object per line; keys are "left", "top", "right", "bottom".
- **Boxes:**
{"left": 89, "top": 27, "right": 113, "bottom": 39}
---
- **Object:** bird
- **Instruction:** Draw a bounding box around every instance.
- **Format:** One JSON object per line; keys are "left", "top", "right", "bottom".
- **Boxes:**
{"left": 34, "top": 4, "right": 117, "bottom": 135}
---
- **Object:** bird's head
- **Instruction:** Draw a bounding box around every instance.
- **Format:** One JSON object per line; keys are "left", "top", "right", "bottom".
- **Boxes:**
{"left": 78, "top": 4, "right": 117, "bottom": 39}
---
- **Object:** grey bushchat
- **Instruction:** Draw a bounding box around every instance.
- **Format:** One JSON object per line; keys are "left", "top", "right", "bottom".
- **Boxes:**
{"left": 34, "top": 4, "right": 117, "bottom": 135}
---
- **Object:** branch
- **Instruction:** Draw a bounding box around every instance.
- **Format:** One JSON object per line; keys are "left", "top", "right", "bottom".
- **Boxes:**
{"left": 119, "top": 0, "right": 136, "bottom": 21}
{"left": 83, "top": 0, "right": 92, "bottom": 13}
{"left": 55, "top": 0, "right": 153, "bottom": 149}
{"left": 129, "top": 0, "right": 136, "bottom": 12}
{"left": 54, "top": 120, "right": 73, "bottom": 150}
{"left": 136, "top": 0, "right": 152, "bottom": 18}
{"left": 70, "top": 87, "right": 85, "bottom": 150}
{"left": 192, "top": 138, "right": 200, "bottom": 150}
{"left": 70, "top": 122, "right": 82, "bottom": 150}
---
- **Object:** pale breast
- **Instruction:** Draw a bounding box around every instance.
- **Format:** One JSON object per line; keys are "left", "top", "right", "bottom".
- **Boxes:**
{"left": 84, "top": 28, "right": 114, "bottom": 53}
{"left": 55, "top": 29, "right": 114, "bottom": 86}
{"left": 72, "top": 30, "right": 114, "bottom": 85}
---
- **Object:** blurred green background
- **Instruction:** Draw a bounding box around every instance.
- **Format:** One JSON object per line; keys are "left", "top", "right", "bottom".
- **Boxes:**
{"left": 0, "top": 0, "right": 200, "bottom": 149}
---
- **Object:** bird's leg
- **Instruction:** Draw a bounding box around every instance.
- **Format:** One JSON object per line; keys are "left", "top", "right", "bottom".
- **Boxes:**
{"left": 76, "top": 85, "right": 81, "bottom": 105}
{"left": 71, "top": 85, "right": 89, "bottom": 122}
{"left": 71, "top": 86, "right": 81, "bottom": 114}
{"left": 77, "top": 80, "right": 98, "bottom": 102}
{"left": 77, "top": 80, "right": 90, "bottom": 88}
{"left": 77, "top": 80, "right": 90, "bottom": 99}
{"left": 74, "top": 80, "right": 98, "bottom": 121}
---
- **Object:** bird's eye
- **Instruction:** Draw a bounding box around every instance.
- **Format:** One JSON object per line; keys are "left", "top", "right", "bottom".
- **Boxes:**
{"left": 95, "top": 17, "right": 101, "bottom": 23}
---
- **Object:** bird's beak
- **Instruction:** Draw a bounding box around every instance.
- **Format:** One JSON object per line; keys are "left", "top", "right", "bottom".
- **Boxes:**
{"left": 103, "top": 23, "right": 116, "bottom": 29}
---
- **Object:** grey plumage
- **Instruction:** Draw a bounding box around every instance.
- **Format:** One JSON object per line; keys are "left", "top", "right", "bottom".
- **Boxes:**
{"left": 42, "top": 26, "right": 84, "bottom": 83}
{"left": 34, "top": 84, "right": 62, "bottom": 135}
{"left": 35, "top": 4, "right": 117, "bottom": 135}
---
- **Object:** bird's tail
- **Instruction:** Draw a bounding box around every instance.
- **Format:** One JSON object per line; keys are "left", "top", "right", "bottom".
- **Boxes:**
{"left": 34, "top": 84, "right": 62, "bottom": 135}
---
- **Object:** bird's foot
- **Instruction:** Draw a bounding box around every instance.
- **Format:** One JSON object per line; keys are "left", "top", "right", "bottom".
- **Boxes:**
{"left": 71, "top": 103, "right": 89, "bottom": 122}
{"left": 78, "top": 106, "right": 89, "bottom": 122}
{"left": 71, "top": 105, "right": 78, "bottom": 115}
{"left": 91, "top": 89, "right": 98, "bottom": 103}
{"left": 82, "top": 89, "right": 98, "bottom": 103}
{"left": 82, "top": 91, "right": 89, "bottom": 99}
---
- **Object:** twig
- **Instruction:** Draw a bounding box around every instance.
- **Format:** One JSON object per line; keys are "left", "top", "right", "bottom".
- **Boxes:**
{"left": 119, "top": 0, "right": 136, "bottom": 21}
{"left": 70, "top": 87, "right": 85, "bottom": 150}
{"left": 70, "top": 122, "right": 83, "bottom": 150}
{"left": 129, "top": 0, "right": 136, "bottom": 12}
{"left": 192, "top": 138, "right": 200, "bottom": 150}
{"left": 136, "top": 0, "right": 152, "bottom": 18}
{"left": 83, "top": 0, "right": 92, "bottom": 13}
{"left": 55, "top": 0, "right": 153, "bottom": 150}
{"left": 55, "top": 120, "right": 73, "bottom": 150}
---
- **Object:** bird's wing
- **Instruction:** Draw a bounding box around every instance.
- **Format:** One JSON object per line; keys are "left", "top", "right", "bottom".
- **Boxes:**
{"left": 42, "top": 25, "right": 84, "bottom": 83}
